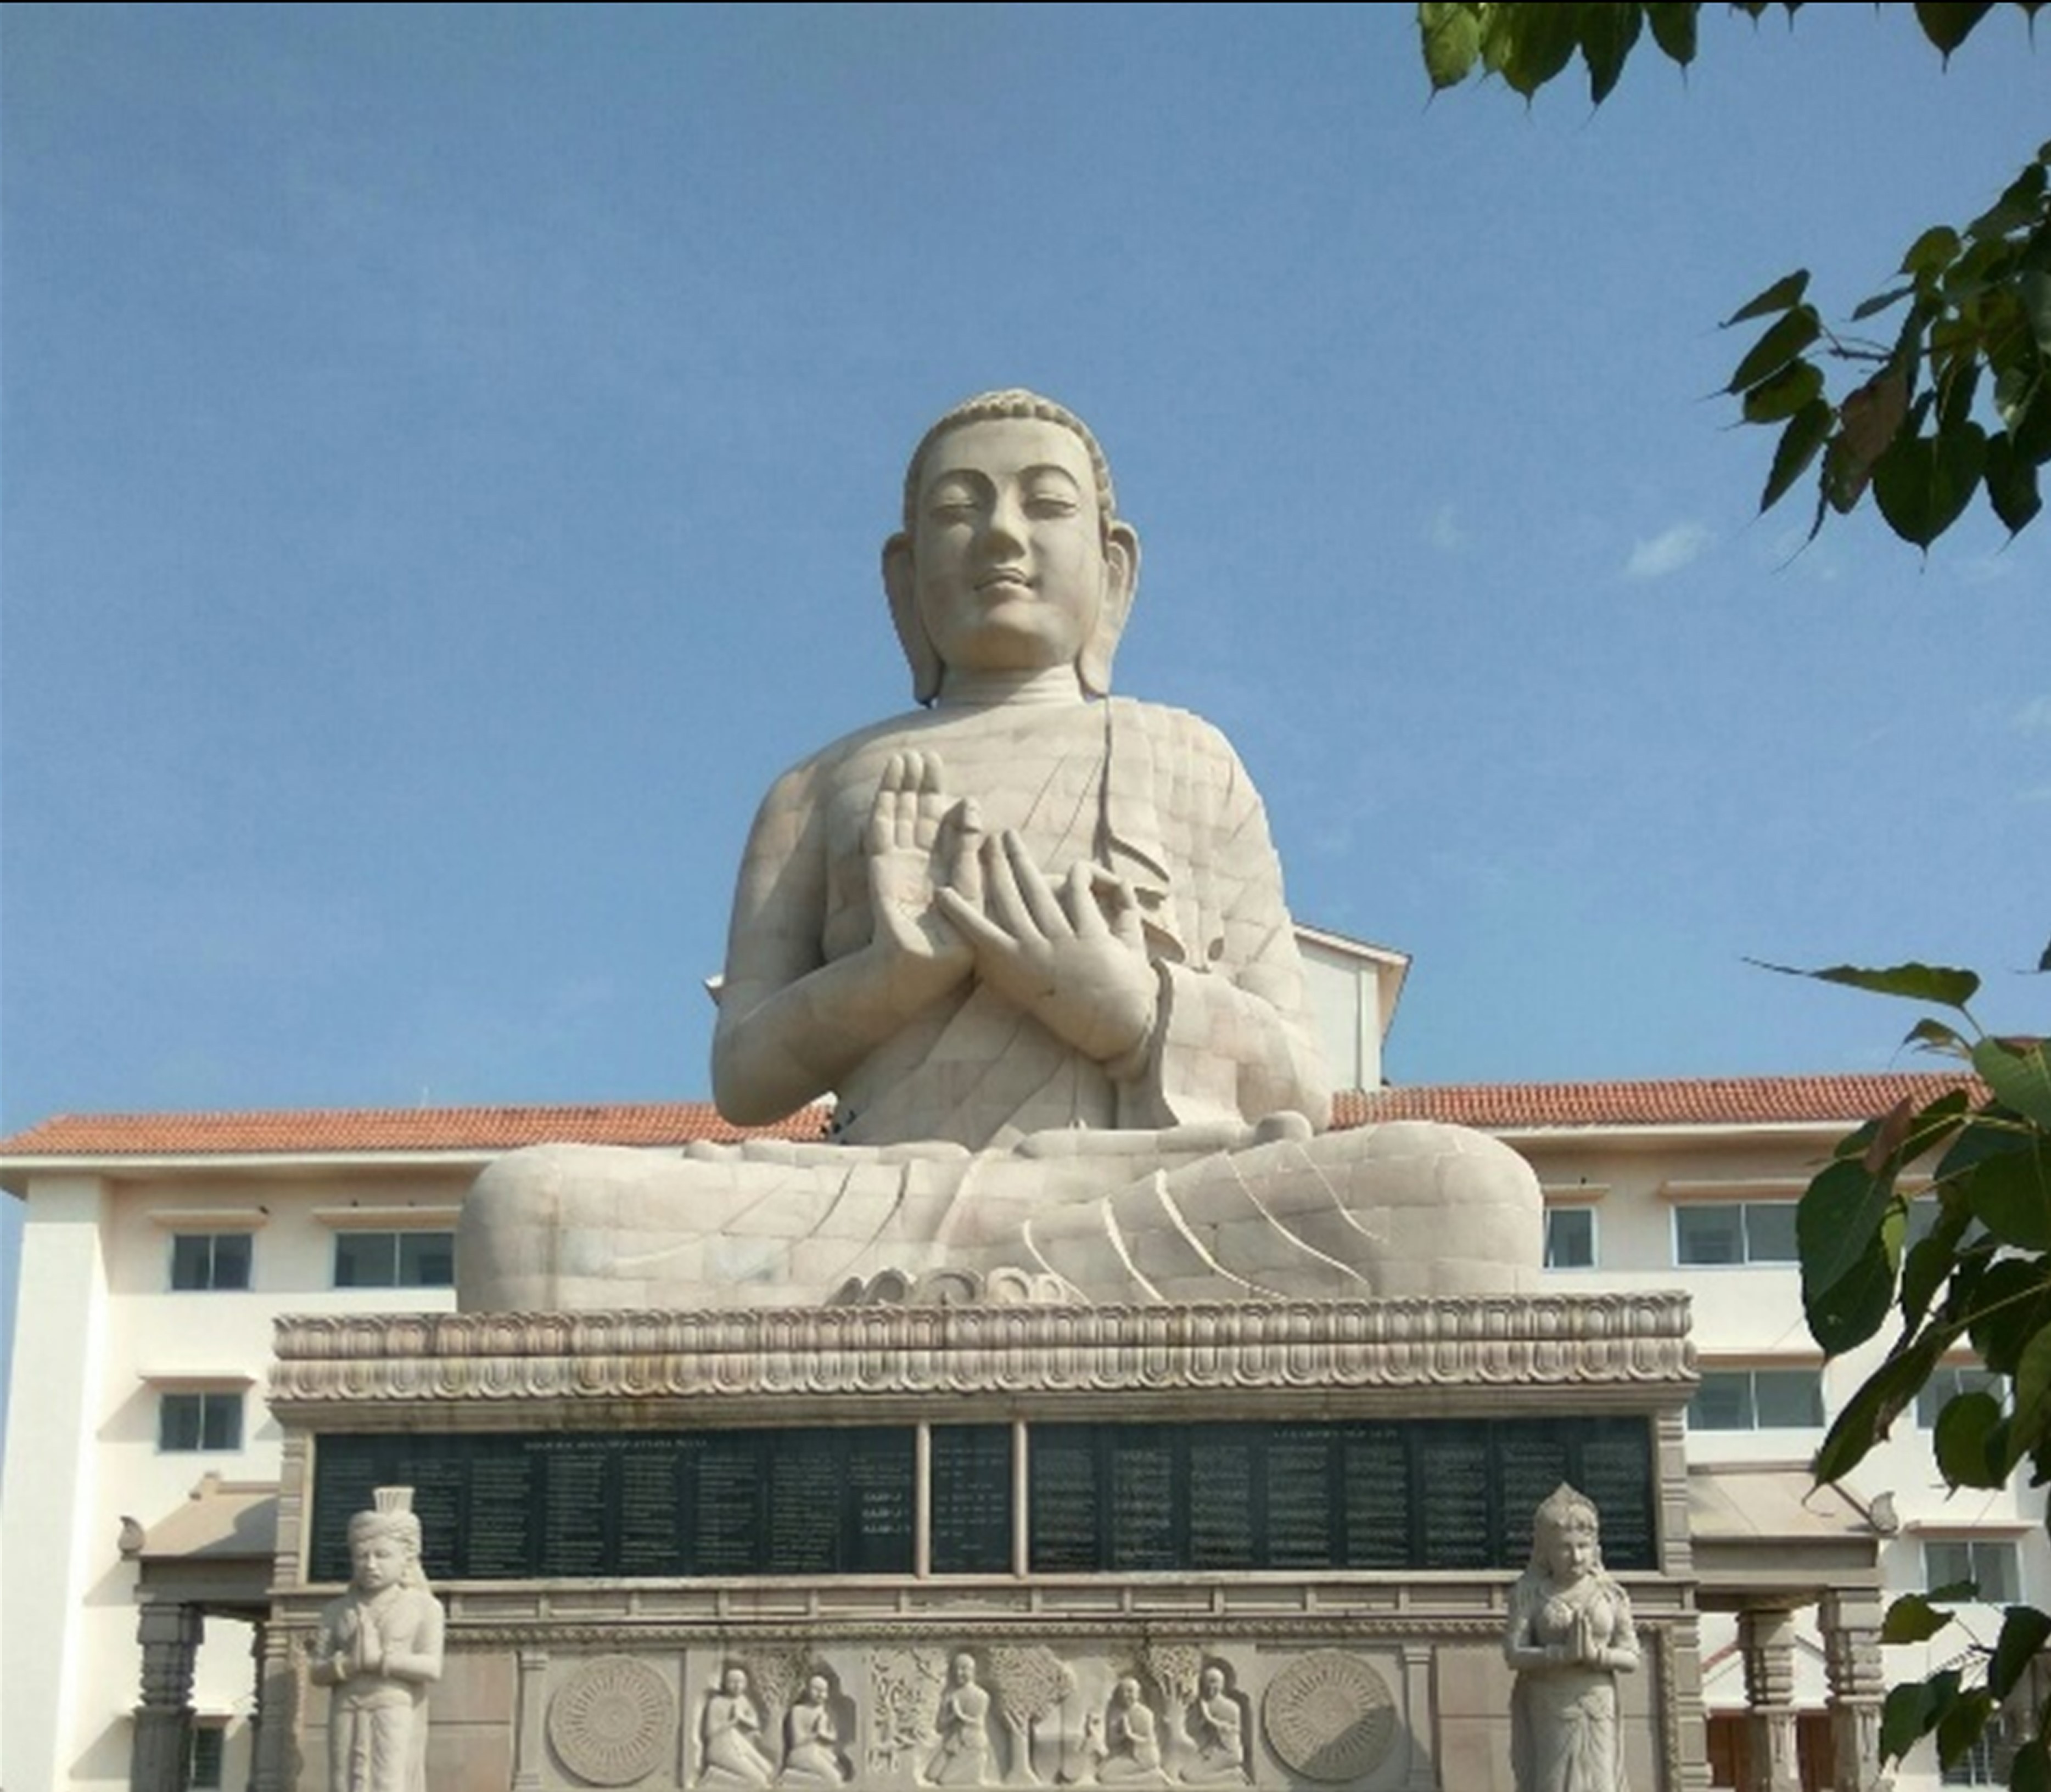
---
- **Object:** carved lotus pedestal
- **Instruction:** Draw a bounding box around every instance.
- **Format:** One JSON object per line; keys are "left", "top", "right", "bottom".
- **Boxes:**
{"left": 256, "top": 1295, "right": 1711, "bottom": 1792}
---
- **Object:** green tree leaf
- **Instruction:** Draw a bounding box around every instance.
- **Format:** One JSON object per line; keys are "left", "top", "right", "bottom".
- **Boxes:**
{"left": 1882, "top": 1670, "right": 1960, "bottom": 1762}
{"left": 1751, "top": 959, "right": 1981, "bottom": 1008}
{"left": 1882, "top": 1592, "right": 1957, "bottom": 1644}
{"left": 1420, "top": 3, "right": 1484, "bottom": 90}
{"left": 1799, "top": 1159, "right": 1899, "bottom": 1352}
{"left": 1579, "top": 2, "right": 1646, "bottom": 103}
{"left": 1643, "top": 1, "right": 1698, "bottom": 64}
{"left": 1986, "top": 431, "right": 2044, "bottom": 532}
{"left": 1975, "top": 1037, "right": 2051, "bottom": 1130}
{"left": 1763, "top": 398, "right": 1833, "bottom": 510}
{"left": 1913, "top": 2, "right": 2000, "bottom": 59}
{"left": 1906, "top": 1017, "right": 1974, "bottom": 1059}
{"left": 1963, "top": 1136, "right": 2051, "bottom": 1250}
{"left": 2016, "top": 1324, "right": 2051, "bottom": 1454}
{"left": 1873, "top": 422, "right": 1990, "bottom": 548}
{"left": 1935, "top": 1387, "right": 2006, "bottom": 1487}
{"left": 1726, "top": 267, "right": 1812, "bottom": 326}
{"left": 1991, "top": 1605, "right": 2051, "bottom": 1700}
{"left": 1727, "top": 304, "right": 1823, "bottom": 393}
{"left": 1742, "top": 357, "right": 1824, "bottom": 423}
{"left": 1936, "top": 1688, "right": 1996, "bottom": 1773}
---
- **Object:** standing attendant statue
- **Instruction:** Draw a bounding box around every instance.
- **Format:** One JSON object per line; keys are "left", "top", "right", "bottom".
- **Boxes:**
{"left": 1503, "top": 1484, "right": 1640, "bottom": 1792}
{"left": 927, "top": 1652, "right": 994, "bottom": 1786}
{"left": 457, "top": 390, "right": 1543, "bottom": 1312}
{"left": 307, "top": 1488, "right": 446, "bottom": 1792}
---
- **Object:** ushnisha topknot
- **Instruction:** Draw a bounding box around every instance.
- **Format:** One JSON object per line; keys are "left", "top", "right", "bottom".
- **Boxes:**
{"left": 901, "top": 390, "right": 1117, "bottom": 538}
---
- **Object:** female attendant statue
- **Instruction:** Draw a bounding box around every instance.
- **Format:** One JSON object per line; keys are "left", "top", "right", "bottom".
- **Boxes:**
{"left": 1503, "top": 1485, "right": 1640, "bottom": 1792}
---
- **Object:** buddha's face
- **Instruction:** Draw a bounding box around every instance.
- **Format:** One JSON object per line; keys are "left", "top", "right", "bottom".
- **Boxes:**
{"left": 906, "top": 417, "right": 1114, "bottom": 681}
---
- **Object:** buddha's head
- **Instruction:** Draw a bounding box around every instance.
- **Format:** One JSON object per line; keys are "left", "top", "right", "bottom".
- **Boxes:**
{"left": 884, "top": 390, "right": 1140, "bottom": 704}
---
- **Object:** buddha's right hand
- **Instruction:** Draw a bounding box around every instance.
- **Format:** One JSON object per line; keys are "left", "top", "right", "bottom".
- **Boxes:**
{"left": 864, "top": 751, "right": 983, "bottom": 1009}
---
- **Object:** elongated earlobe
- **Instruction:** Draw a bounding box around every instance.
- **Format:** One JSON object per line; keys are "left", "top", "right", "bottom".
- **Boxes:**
{"left": 882, "top": 533, "right": 943, "bottom": 704}
{"left": 1078, "top": 521, "right": 1140, "bottom": 697}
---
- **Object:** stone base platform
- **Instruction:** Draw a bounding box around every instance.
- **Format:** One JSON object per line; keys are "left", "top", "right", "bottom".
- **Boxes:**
{"left": 257, "top": 1295, "right": 1710, "bottom": 1792}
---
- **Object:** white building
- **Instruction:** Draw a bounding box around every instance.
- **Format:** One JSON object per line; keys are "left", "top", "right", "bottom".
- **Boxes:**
{"left": 2, "top": 1058, "right": 2033, "bottom": 1789}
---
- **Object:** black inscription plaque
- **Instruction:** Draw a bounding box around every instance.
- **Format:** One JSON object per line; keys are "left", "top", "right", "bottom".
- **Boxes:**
{"left": 1415, "top": 1429, "right": 1494, "bottom": 1569}
{"left": 1339, "top": 1425, "right": 1409, "bottom": 1569}
{"left": 1027, "top": 1426, "right": 1101, "bottom": 1572}
{"left": 1108, "top": 1432, "right": 1178, "bottom": 1570}
{"left": 1186, "top": 1427, "right": 1257, "bottom": 1568}
{"left": 930, "top": 1426, "right": 1011, "bottom": 1575}
{"left": 309, "top": 1413, "right": 1658, "bottom": 1581}
{"left": 1265, "top": 1427, "right": 1337, "bottom": 1568}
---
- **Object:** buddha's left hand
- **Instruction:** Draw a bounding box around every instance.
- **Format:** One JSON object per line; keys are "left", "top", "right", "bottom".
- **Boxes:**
{"left": 937, "top": 829, "right": 1157, "bottom": 1070}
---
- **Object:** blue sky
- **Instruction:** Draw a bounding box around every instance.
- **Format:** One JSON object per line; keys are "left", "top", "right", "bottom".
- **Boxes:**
{"left": 3, "top": 4, "right": 2046, "bottom": 1381}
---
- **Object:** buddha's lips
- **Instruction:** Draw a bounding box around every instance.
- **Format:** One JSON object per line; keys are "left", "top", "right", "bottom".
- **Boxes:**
{"left": 975, "top": 571, "right": 1034, "bottom": 592}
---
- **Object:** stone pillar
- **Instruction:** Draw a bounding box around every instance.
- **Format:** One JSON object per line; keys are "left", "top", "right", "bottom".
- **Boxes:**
{"left": 514, "top": 1647, "right": 551, "bottom": 1790}
{"left": 1399, "top": 1643, "right": 1436, "bottom": 1790}
{"left": 249, "top": 1623, "right": 304, "bottom": 1792}
{"left": 1738, "top": 1606, "right": 1802, "bottom": 1792}
{"left": 1820, "top": 1588, "right": 1885, "bottom": 1792}
{"left": 244, "top": 1619, "right": 267, "bottom": 1792}
{"left": 132, "top": 1600, "right": 205, "bottom": 1792}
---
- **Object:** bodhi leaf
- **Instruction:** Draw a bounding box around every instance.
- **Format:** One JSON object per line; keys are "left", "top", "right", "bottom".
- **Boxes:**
{"left": 1873, "top": 423, "right": 1990, "bottom": 548}
{"left": 1881, "top": 1592, "right": 1956, "bottom": 1644}
{"left": 1813, "top": 1332, "right": 1947, "bottom": 1481}
{"left": 1936, "top": 1689, "right": 1996, "bottom": 1774}
{"left": 2020, "top": 1325, "right": 2051, "bottom": 1455}
{"left": 1643, "top": 1, "right": 1697, "bottom": 65}
{"left": 1579, "top": 2, "right": 1645, "bottom": 103}
{"left": 1934, "top": 1388, "right": 2005, "bottom": 1488}
{"left": 1742, "top": 357, "right": 1824, "bottom": 423}
{"left": 1905, "top": 1017, "right": 1974, "bottom": 1060}
{"left": 1751, "top": 959, "right": 1981, "bottom": 1009}
{"left": 1419, "top": 3, "right": 1484, "bottom": 89}
{"left": 1962, "top": 1136, "right": 2051, "bottom": 1250}
{"left": 1727, "top": 305, "right": 1822, "bottom": 394}
{"left": 1974, "top": 1036, "right": 2051, "bottom": 1130}
{"left": 1913, "top": 1, "right": 2002, "bottom": 58}
{"left": 1725, "top": 267, "right": 1812, "bottom": 326}
{"left": 1882, "top": 1670, "right": 1960, "bottom": 1762}
{"left": 1986, "top": 432, "right": 2044, "bottom": 533}
{"left": 1800, "top": 1159, "right": 1900, "bottom": 1353}
{"left": 1763, "top": 399, "right": 1833, "bottom": 511}
{"left": 1991, "top": 1605, "right": 2051, "bottom": 1701}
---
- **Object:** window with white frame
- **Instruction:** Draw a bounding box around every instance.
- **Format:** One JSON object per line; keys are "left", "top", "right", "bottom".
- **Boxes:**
{"left": 1686, "top": 1368, "right": 1824, "bottom": 1430}
{"left": 333, "top": 1231, "right": 455, "bottom": 1289}
{"left": 1925, "top": 1538, "right": 2021, "bottom": 1604}
{"left": 170, "top": 1232, "right": 253, "bottom": 1291}
{"left": 159, "top": 1390, "right": 243, "bottom": 1453}
{"left": 1917, "top": 1365, "right": 2004, "bottom": 1428}
{"left": 1544, "top": 1207, "right": 1596, "bottom": 1269}
{"left": 1674, "top": 1201, "right": 1800, "bottom": 1266}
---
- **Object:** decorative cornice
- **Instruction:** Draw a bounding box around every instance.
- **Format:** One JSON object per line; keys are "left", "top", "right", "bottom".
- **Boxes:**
{"left": 268, "top": 1294, "right": 1695, "bottom": 1414}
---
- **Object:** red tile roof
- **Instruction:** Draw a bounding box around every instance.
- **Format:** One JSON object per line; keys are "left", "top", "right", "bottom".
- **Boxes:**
{"left": 0, "top": 1072, "right": 1977, "bottom": 1160}
{"left": 1335, "top": 1071, "right": 1977, "bottom": 1132}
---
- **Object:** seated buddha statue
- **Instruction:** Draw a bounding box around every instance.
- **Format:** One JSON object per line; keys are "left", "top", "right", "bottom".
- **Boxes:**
{"left": 455, "top": 390, "right": 1541, "bottom": 1311}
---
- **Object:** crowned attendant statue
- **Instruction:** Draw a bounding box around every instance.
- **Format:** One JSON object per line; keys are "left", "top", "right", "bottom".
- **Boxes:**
{"left": 457, "top": 391, "right": 1543, "bottom": 1311}
{"left": 307, "top": 1489, "right": 446, "bottom": 1792}
{"left": 1503, "top": 1485, "right": 1640, "bottom": 1792}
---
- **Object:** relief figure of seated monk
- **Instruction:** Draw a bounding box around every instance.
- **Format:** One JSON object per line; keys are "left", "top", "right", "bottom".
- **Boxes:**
{"left": 455, "top": 390, "right": 1542, "bottom": 1312}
